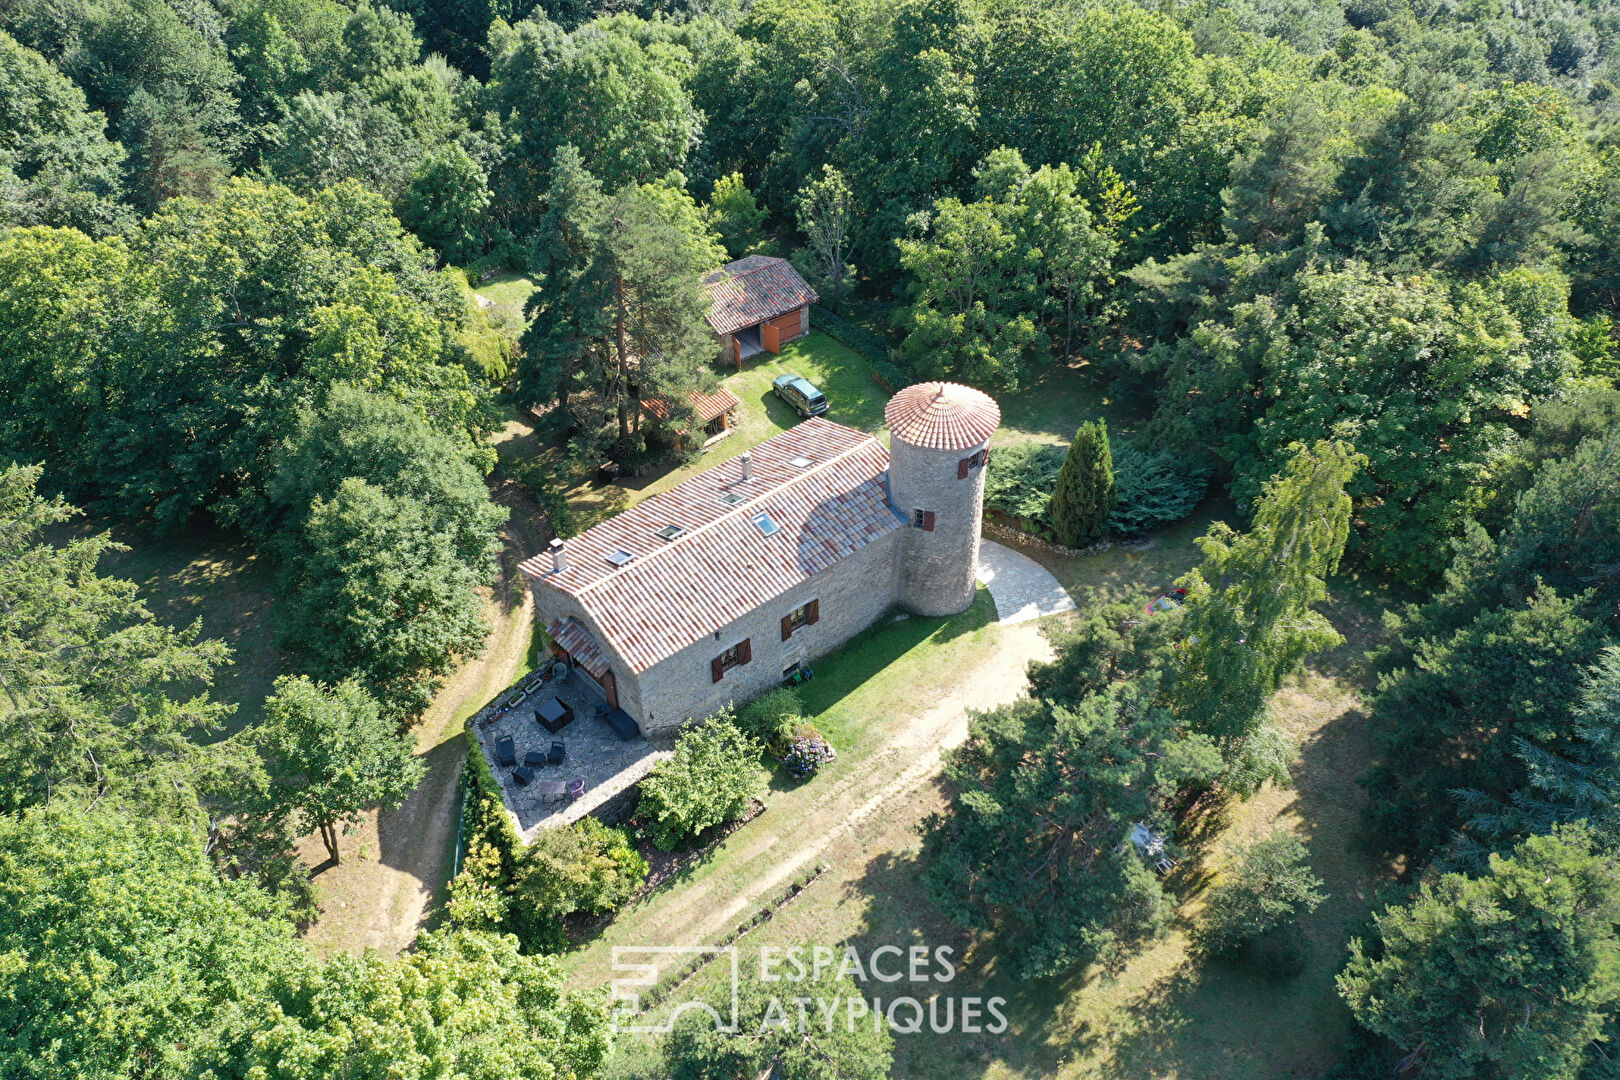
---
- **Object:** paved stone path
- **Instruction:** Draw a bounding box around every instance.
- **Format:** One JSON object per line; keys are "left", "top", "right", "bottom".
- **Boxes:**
{"left": 977, "top": 538, "right": 1078, "bottom": 624}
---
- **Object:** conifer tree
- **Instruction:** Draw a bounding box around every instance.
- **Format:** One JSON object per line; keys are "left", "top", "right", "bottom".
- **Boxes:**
{"left": 1049, "top": 418, "right": 1116, "bottom": 547}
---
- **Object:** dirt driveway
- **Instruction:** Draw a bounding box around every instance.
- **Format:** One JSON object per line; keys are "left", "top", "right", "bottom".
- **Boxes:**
{"left": 298, "top": 478, "right": 548, "bottom": 957}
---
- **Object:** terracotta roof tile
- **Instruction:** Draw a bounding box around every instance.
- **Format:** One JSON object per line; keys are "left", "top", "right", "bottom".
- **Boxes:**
{"left": 519, "top": 419, "right": 901, "bottom": 672}
{"left": 548, "top": 616, "right": 610, "bottom": 678}
{"left": 703, "top": 256, "right": 818, "bottom": 336}
{"left": 885, "top": 382, "right": 1001, "bottom": 451}
{"left": 641, "top": 386, "right": 741, "bottom": 424}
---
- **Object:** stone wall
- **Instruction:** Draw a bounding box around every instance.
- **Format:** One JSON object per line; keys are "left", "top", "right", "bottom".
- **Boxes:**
{"left": 982, "top": 519, "right": 1116, "bottom": 558}
{"left": 890, "top": 439, "right": 991, "bottom": 616}
{"left": 634, "top": 524, "right": 904, "bottom": 734}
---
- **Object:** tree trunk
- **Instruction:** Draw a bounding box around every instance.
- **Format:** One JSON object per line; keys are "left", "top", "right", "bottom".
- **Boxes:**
{"left": 614, "top": 274, "right": 631, "bottom": 440}
{"left": 321, "top": 820, "right": 341, "bottom": 864}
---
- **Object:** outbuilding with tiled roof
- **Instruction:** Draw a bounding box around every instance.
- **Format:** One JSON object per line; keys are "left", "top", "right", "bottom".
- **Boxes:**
{"left": 703, "top": 256, "right": 818, "bottom": 367}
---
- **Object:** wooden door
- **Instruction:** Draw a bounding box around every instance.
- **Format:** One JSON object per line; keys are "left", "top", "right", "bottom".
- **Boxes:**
{"left": 761, "top": 321, "right": 782, "bottom": 353}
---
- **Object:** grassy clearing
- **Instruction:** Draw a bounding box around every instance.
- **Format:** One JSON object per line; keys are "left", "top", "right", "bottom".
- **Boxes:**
{"left": 473, "top": 271, "right": 539, "bottom": 313}
{"left": 994, "top": 359, "right": 1147, "bottom": 449}
{"left": 60, "top": 516, "right": 284, "bottom": 737}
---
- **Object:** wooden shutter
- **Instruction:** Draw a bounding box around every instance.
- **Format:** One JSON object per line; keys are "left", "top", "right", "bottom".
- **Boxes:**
{"left": 922, "top": 511, "right": 936, "bottom": 532}
{"left": 711, "top": 656, "right": 724, "bottom": 683}
{"left": 738, "top": 638, "right": 752, "bottom": 665}
{"left": 806, "top": 599, "right": 820, "bottom": 626}
{"left": 958, "top": 456, "right": 971, "bottom": 479}
{"left": 781, "top": 614, "right": 793, "bottom": 641}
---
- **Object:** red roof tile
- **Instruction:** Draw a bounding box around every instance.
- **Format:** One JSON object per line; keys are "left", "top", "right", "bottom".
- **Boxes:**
{"left": 548, "top": 616, "right": 611, "bottom": 678}
{"left": 519, "top": 419, "right": 901, "bottom": 673}
{"left": 703, "top": 256, "right": 818, "bottom": 336}
{"left": 641, "top": 386, "right": 741, "bottom": 424}
{"left": 885, "top": 382, "right": 1001, "bottom": 451}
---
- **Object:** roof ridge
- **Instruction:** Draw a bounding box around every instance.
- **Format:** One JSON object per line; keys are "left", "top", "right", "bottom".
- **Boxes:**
{"left": 571, "top": 424, "right": 883, "bottom": 599}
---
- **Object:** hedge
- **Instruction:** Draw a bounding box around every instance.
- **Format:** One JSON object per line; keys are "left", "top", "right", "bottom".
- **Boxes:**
{"left": 809, "top": 305, "right": 912, "bottom": 393}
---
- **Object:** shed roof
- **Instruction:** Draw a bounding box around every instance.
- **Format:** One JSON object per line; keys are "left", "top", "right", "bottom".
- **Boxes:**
{"left": 703, "top": 256, "right": 819, "bottom": 336}
{"left": 519, "top": 419, "right": 900, "bottom": 673}
{"left": 641, "top": 386, "right": 741, "bottom": 425}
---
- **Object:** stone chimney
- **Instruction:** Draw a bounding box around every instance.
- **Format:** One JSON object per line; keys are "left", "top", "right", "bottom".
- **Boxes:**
{"left": 740, "top": 452, "right": 753, "bottom": 481}
{"left": 548, "top": 537, "right": 568, "bottom": 573}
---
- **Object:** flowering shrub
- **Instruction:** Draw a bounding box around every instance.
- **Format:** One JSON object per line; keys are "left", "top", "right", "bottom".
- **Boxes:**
{"left": 782, "top": 728, "right": 837, "bottom": 779}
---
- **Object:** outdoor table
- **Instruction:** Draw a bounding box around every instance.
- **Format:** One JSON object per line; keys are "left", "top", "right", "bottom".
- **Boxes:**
{"left": 535, "top": 696, "right": 574, "bottom": 734}
{"left": 523, "top": 750, "right": 548, "bottom": 767}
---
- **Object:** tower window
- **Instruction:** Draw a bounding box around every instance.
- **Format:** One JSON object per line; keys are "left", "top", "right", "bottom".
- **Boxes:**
{"left": 912, "top": 509, "right": 936, "bottom": 532}
{"left": 957, "top": 448, "right": 989, "bottom": 479}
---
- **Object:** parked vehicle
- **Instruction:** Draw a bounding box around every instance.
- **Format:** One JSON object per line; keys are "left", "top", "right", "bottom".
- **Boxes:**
{"left": 1145, "top": 587, "right": 1187, "bottom": 614}
{"left": 772, "top": 374, "right": 830, "bottom": 417}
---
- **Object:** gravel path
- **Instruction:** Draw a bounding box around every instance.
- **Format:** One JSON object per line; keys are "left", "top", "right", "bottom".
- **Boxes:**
{"left": 976, "top": 538, "right": 1078, "bottom": 624}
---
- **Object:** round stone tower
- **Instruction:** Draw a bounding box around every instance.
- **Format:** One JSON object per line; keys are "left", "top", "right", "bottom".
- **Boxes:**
{"left": 885, "top": 381, "right": 1001, "bottom": 617}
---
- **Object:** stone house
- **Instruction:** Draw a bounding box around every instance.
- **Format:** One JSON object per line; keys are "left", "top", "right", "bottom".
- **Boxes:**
{"left": 704, "top": 256, "right": 817, "bottom": 368}
{"left": 517, "top": 383, "right": 1001, "bottom": 737}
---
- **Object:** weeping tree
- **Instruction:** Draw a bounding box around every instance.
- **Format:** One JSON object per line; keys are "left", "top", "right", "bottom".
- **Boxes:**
{"left": 1049, "top": 419, "right": 1116, "bottom": 547}
{"left": 1173, "top": 440, "right": 1361, "bottom": 795}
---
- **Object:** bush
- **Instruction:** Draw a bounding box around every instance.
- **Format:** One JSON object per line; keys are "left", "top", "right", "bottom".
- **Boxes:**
{"left": 1109, "top": 442, "right": 1212, "bottom": 535}
{"left": 509, "top": 817, "right": 648, "bottom": 947}
{"left": 782, "top": 727, "right": 837, "bottom": 779}
{"left": 984, "top": 443, "right": 1065, "bottom": 533}
{"left": 984, "top": 438, "right": 1209, "bottom": 540}
{"left": 507, "top": 458, "right": 578, "bottom": 539}
{"left": 736, "top": 685, "right": 803, "bottom": 747}
{"left": 637, "top": 713, "right": 764, "bottom": 851}
{"left": 1193, "top": 832, "right": 1325, "bottom": 974}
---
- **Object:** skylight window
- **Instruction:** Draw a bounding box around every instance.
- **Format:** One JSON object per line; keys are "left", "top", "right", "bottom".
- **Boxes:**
{"left": 605, "top": 549, "right": 634, "bottom": 567}
{"left": 655, "top": 525, "right": 684, "bottom": 541}
{"left": 789, "top": 455, "right": 813, "bottom": 468}
{"left": 752, "top": 512, "right": 781, "bottom": 537}
{"left": 719, "top": 492, "right": 746, "bottom": 507}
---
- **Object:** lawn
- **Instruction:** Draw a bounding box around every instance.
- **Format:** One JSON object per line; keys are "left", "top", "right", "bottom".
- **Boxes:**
{"left": 473, "top": 270, "right": 539, "bottom": 312}
{"left": 994, "top": 359, "right": 1148, "bottom": 450}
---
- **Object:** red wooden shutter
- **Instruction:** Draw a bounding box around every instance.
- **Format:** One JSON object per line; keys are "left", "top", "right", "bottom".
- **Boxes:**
{"left": 806, "top": 599, "right": 820, "bottom": 625}
{"left": 738, "top": 638, "right": 752, "bottom": 665}
{"left": 711, "top": 656, "right": 724, "bottom": 683}
{"left": 781, "top": 615, "right": 793, "bottom": 641}
{"left": 922, "top": 511, "right": 936, "bottom": 532}
{"left": 958, "top": 457, "right": 971, "bottom": 479}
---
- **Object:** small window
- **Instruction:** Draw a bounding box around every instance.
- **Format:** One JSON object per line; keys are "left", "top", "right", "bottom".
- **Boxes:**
{"left": 655, "top": 525, "right": 684, "bottom": 542}
{"left": 752, "top": 511, "right": 780, "bottom": 536}
{"left": 912, "top": 509, "right": 936, "bottom": 532}
{"left": 781, "top": 599, "right": 820, "bottom": 640}
{"left": 710, "top": 638, "right": 752, "bottom": 682}
{"left": 789, "top": 455, "right": 813, "bottom": 468}
{"left": 719, "top": 492, "right": 746, "bottom": 507}
{"left": 605, "top": 549, "right": 634, "bottom": 567}
{"left": 957, "top": 448, "right": 989, "bottom": 479}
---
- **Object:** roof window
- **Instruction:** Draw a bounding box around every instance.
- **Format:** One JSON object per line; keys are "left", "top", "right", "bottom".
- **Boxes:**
{"left": 719, "top": 492, "right": 746, "bottom": 507}
{"left": 655, "top": 525, "right": 684, "bottom": 541}
{"left": 789, "top": 455, "right": 813, "bottom": 468}
{"left": 752, "top": 511, "right": 781, "bottom": 537}
{"left": 605, "top": 550, "right": 635, "bottom": 567}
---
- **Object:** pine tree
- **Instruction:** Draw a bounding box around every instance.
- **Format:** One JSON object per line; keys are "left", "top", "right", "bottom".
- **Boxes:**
{"left": 1049, "top": 419, "right": 1117, "bottom": 547}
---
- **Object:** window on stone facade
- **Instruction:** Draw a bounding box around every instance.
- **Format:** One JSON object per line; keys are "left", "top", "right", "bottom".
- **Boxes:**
{"left": 912, "top": 508, "right": 936, "bottom": 531}
{"left": 957, "top": 448, "right": 989, "bottom": 479}
{"left": 710, "top": 638, "right": 752, "bottom": 682}
{"left": 781, "top": 599, "right": 820, "bottom": 640}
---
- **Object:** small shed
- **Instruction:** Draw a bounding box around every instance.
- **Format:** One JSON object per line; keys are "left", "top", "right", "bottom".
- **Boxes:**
{"left": 640, "top": 385, "right": 742, "bottom": 447}
{"left": 703, "top": 256, "right": 818, "bottom": 368}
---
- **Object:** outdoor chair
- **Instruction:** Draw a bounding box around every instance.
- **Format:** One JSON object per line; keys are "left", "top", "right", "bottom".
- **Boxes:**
{"left": 547, "top": 740, "right": 565, "bottom": 766}
{"left": 512, "top": 765, "right": 534, "bottom": 786}
{"left": 523, "top": 750, "right": 548, "bottom": 768}
{"left": 494, "top": 737, "right": 517, "bottom": 767}
{"left": 566, "top": 778, "right": 586, "bottom": 799}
